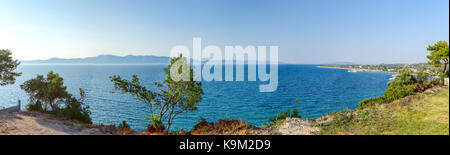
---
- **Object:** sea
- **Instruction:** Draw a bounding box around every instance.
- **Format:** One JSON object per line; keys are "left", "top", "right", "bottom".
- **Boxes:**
{"left": 0, "top": 64, "right": 394, "bottom": 131}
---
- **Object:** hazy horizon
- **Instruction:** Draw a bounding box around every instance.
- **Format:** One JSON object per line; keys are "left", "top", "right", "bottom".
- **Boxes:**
{"left": 1, "top": 0, "right": 449, "bottom": 64}
{"left": 18, "top": 53, "right": 430, "bottom": 65}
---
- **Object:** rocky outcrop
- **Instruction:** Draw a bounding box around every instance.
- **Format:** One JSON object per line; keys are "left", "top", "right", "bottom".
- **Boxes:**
{"left": 274, "top": 117, "right": 319, "bottom": 135}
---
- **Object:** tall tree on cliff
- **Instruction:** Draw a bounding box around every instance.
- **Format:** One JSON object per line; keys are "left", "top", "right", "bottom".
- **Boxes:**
{"left": 0, "top": 49, "right": 22, "bottom": 86}
{"left": 427, "top": 41, "right": 449, "bottom": 76}
{"left": 110, "top": 55, "right": 203, "bottom": 133}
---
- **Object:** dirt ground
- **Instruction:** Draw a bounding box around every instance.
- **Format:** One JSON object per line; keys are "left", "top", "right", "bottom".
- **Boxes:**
{"left": 0, "top": 110, "right": 109, "bottom": 135}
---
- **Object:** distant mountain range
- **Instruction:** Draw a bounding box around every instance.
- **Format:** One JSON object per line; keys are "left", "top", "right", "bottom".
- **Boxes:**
{"left": 21, "top": 55, "right": 171, "bottom": 64}
{"left": 21, "top": 54, "right": 283, "bottom": 64}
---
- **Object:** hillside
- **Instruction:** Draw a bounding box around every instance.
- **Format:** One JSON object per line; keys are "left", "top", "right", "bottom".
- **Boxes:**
{"left": 316, "top": 87, "right": 449, "bottom": 135}
{"left": 1, "top": 88, "right": 448, "bottom": 135}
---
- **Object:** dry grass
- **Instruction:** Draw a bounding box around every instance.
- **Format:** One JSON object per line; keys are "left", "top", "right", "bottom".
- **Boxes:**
{"left": 318, "top": 87, "right": 449, "bottom": 135}
{"left": 189, "top": 118, "right": 270, "bottom": 135}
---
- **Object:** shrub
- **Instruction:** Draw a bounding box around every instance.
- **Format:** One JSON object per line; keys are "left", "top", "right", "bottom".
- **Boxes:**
{"left": 60, "top": 89, "right": 92, "bottom": 124}
{"left": 383, "top": 85, "right": 416, "bottom": 103}
{"left": 146, "top": 124, "right": 166, "bottom": 133}
{"left": 145, "top": 114, "right": 166, "bottom": 133}
{"left": 118, "top": 120, "right": 130, "bottom": 129}
{"left": 413, "top": 83, "right": 431, "bottom": 92}
{"left": 21, "top": 71, "right": 92, "bottom": 124}
{"left": 191, "top": 117, "right": 215, "bottom": 133}
{"left": 333, "top": 109, "right": 353, "bottom": 124}
{"left": 216, "top": 118, "right": 254, "bottom": 132}
{"left": 387, "top": 69, "right": 417, "bottom": 88}
{"left": 357, "top": 69, "right": 419, "bottom": 109}
{"left": 268, "top": 109, "right": 301, "bottom": 126}
{"left": 92, "top": 121, "right": 136, "bottom": 135}
{"left": 357, "top": 97, "right": 381, "bottom": 110}
{"left": 190, "top": 117, "right": 255, "bottom": 134}
{"left": 114, "top": 120, "right": 135, "bottom": 135}
{"left": 416, "top": 71, "right": 430, "bottom": 84}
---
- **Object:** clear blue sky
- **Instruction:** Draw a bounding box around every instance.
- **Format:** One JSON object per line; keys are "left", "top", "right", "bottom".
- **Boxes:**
{"left": 0, "top": 0, "right": 448, "bottom": 64}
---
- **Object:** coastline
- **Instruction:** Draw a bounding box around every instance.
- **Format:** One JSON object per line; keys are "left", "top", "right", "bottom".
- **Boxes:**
{"left": 2, "top": 87, "right": 448, "bottom": 135}
{"left": 317, "top": 65, "right": 398, "bottom": 74}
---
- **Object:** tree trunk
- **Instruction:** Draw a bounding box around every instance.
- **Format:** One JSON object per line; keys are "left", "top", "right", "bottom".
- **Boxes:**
{"left": 165, "top": 106, "right": 175, "bottom": 134}
{"left": 443, "top": 62, "right": 448, "bottom": 74}
{"left": 166, "top": 120, "right": 171, "bottom": 134}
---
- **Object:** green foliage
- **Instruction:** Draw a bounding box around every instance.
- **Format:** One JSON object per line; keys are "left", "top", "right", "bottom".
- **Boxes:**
{"left": 191, "top": 117, "right": 255, "bottom": 134}
{"left": 21, "top": 71, "right": 68, "bottom": 112}
{"left": 387, "top": 69, "right": 417, "bottom": 88}
{"left": 110, "top": 55, "right": 203, "bottom": 133}
{"left": 358, "top": 70, "right": 418, "bottom": 109}
{"left": 118, "top": 120, "right": 131, "bottom": 129}
{"left": 326, "top": 63, "right": 439, "bottom": 76}
{"left": 315, "top": 109, "right": 354, "bottom": 131}
{"left": 20, "top": 71, "right": 92, "bottom": 124}
{"left": 268, "top": 109, "right": 301, "bottom": 126}
{"left": 357, "top": 97, "right": 383, "bottom": 110}
{"left": 0, "top": 49, "right": 22, "bottom": 86}
{"left": 358, "top": 85, "right": 416, "bottom": 109}
{"left": 382, "top": 85, "right": 416, "bottom": 103}
{"left": 268, "top": 99, "right": 302, "bottom": 126}
{"left": 333, "top": 109, "right": 353, "bottom": 124}
{"left": 319, "top": 89, "right": 449, "bottom": 135}
{"left": 416, "top": 70, "right": 430, "bottom": 84}
{"left": 427, "top": 41, "right": 449, "bottom": 74}
{"left": 147, "top": 114, "right": 162, "bottom": 126}
{"left": 61, "top": 89, "right": 92, "bottom": 124}
{"left": 114, "top": 120, "right": 136, "bottom": 135}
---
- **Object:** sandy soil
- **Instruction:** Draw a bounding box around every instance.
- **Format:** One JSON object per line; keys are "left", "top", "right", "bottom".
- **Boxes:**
{"left": 275, "top": 117, "right": 319, "bottom": 135}
{"left": 0, "top": 110, "right": 109, "bottom": 135}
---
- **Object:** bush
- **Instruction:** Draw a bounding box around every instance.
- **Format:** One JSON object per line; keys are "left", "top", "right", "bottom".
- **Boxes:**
{"left": 383, "top": 85, "right": 416, "bottom": 103}
{"left": 387, "top": 69, "right": 417, "bottom": 88}
{"left": 27, "top": 100, "right": 44, "bottom": 112}
{"left": 146, "top": 124, "right": 166, "bottom": 133}
{"left": 92, "top": 121, "right": 136, "bottom": 135}
{"left": 413, "top": 83, "right": 431, "bottom": 92}
{"left": 145, "top": 114, "right": 165, "bottom": 133}
{"left": 21, "top": 71, "right": 92, "bottom": 124}
{"left": 333, "top": 109, "right": 353, "bottom": 124}
{"left": 357, "top": 97, "right": 383, "bottom": 110}
{"left": 268, "top": 109, "right": 301, "bottom": 126}
{"left": 416, "top": 71, "right": 430, "bottom": 85}
{"left": 191, "top": 117, "right": 214, "bottom": 133}
{"left": 357, "top": 69, "right": 419, "bottom": 109}
{"left": 59, "top": 89, "right": 92, "bottom": 124}
{"left": 118, "top": 120, "right": 130, "bottom": 129}
{"left": 191, "top": 117, "right": 255, "bottom": 134}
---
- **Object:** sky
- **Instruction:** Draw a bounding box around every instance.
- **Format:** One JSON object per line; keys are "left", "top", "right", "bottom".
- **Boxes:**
{"left": 0, "top": 0, "right": 449, "bottom": 64}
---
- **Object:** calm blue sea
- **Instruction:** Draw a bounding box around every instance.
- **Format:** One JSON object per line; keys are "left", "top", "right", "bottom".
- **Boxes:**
{"left": 0, "top": 64, "right": 393, "bottom": 131}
